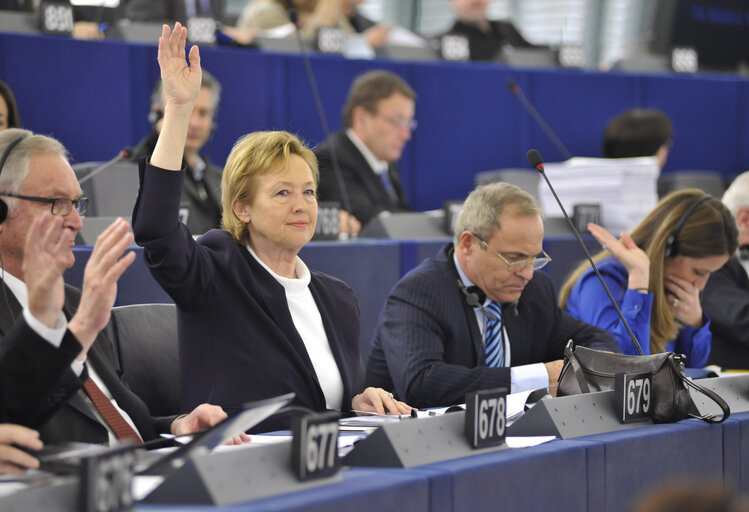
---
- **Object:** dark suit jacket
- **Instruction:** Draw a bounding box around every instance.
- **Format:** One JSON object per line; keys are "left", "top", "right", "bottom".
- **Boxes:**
{"left": 0, "top": 280, "right": 172, "bottom": 444}
{"left": 436, "top": 19, "right": 533, "bottom": 61}
{"left": 365, "top": 244, "right": 619, "bottom": 408}
{"left": 132, "top": 161, "right": 362, "bottom": 416}
{"left": 125, "top": 0, "right": 224, "bottom": 23}
{"left": 131, "top": 131, "right": 222, "bottom": 235}
{"left": 704, "top": 257, "right": 749, "bottom": 369}
{"left": 315, "top": 130, "right": 410, "bottom": 226}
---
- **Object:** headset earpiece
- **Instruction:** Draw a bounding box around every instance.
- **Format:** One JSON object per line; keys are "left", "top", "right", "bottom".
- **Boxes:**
{"left": 148, "top": 109, "right": 164, "bottom": 127}
{"left": 663, "top": 194, "right": 712, "bottom": 258}
{"left": 0, "top": 134, "right": 31, "bottom": 224}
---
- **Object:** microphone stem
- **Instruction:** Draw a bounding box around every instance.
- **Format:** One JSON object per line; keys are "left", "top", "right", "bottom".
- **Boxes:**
{"left": 538, "top": 169, "right": 644, "bottom": 355}
{"left": 515, "top": 90, "right": 572, "bottom": 160}
{"left": 78, "top": 152, "right": 125, "bottom": 185}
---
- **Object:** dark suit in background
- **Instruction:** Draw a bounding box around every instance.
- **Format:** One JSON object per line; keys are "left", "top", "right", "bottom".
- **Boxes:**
{"left": 0, "top": 280, "right": 174, "bottom": 444}
{"left": 125, "top": 0, "right": 224, "bottom": 23}
{"left": 704, "top": 257, "right": 749, "bottom": 369}
{"left": 365, "top": 244, "right": 619, "bottom": 408}
{"left": 315, "top": 130, "right": 410, "bottom": 226}
{"left": 131, "top": 131, "right": 222, "bottom": 235}
{"left": 437, "top": 19, "right": 533, "bottom": 61}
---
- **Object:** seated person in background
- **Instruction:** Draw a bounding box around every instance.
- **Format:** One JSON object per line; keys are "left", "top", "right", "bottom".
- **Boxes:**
{"left": 315, "top": 70, "right": 414, "bottom": 233}
{"left": 302, "top": 0, "right": 390, "bottom": 49}
{"left": 365, "top": 183, "right": 619, "bottom": 408}
{"left": 133, "top": 23, "right": 411, "bottom": 425}
{"left": 435, "top": 0, "right": 534, "bottom": 61}
{"left": 0, "top": 80, "right": 21, "bottom": 131}
{"left": 0, "top": 128, "right": 236, "bottom": 445}
{"left": 0, "top": 424, "right": 42, "bottom": 475}
{"left": 703, "top": 172, "right": 749, "bottom": 369}
{"left": 130, "top": 70, "right": 223, "bottom": 235}
{"left": 126, "top": 0, "right": 224, "bottom": 24}
{"left": 236, "top": 0, "right": 316, "bottom": 33}
{"left": 560, "top": 189, "right": 737, "bottom": 367}
{"left": 603, "top": 108, "right": 673, "bottom": 169}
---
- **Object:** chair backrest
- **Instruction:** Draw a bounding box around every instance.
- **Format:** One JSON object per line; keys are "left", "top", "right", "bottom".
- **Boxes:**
{"left": 475, "top": 169, "right": 541, "bottom": 202}
{"left": 110, "top": 303, "right": 181, "bottom": 416}
{"left": 657, "top": 170, "right": 726, "bottom": 199}
{"left": 73, "top": 161, "right": 140, "bottom": 217}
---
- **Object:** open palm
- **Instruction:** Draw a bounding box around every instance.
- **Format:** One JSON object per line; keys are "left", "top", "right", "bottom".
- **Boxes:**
{"left": 157, "top": 22, "right": 202, "bottom": 108}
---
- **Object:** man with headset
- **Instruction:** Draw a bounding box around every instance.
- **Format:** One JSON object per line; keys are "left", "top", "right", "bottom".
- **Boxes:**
{"left": 0, "top": 128, "right": 235, "bottom": 450}
{"left": 130, "top": 70, "right": 223, "bottom": 235}
{"left": 365, "top": 182, "right": 619, "bottom": 408}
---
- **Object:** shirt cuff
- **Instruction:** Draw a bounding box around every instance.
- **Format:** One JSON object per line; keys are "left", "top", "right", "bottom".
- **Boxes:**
{"left": 23, "top": 307, "right": 67, "bottom": 348}
{"left": 510, "top": 363, "right": 549, "bottom": 393}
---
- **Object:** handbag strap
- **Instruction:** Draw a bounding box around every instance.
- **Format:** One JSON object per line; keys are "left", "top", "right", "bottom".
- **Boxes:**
{"left": 674, "top": 363, "right": 731, "bottom": 423}
{"left": 564, "top": 341, "right": 591, "bottom": 394}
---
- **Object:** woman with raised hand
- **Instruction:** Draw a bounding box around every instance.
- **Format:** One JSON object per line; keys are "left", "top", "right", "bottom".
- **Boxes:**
{"left": 559, "top": 189, "right": 738, "bottom": 367}
{"left": 132, "top": 23, "right": 410, "bottom": 427}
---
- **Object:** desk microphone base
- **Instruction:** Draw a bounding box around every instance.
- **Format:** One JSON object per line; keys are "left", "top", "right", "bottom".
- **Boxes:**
{"left": 343, "top": 411, "right": 508, "bottom": 468}
{"left": 508, "top": 390, "right": 651, "bottom": 439}
{"left": 142, "top": 441, "right": 341, "bottom": 506}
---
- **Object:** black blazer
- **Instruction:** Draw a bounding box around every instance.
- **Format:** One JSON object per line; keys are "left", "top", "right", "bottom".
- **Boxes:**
{"left": 704, "top": 257, "right": 749, "bottom": 369}
{"left": 133, "top": 161, "right": 362, "bottom": 416}
{"left": 0, "top": 280, "right": 172, "bottom": 444}
{"left": 365, "top": 244, "right": 619, "bottom": 408}
{"left": 315, "top": 130, "right": 410, "bottom": 226}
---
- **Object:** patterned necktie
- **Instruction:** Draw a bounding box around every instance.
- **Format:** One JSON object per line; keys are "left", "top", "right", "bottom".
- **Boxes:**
{"left": 83, "top": 379, "right": 142, "bottom": 444}
{"left": 484, "top": 301, "right": 504, "bottom": 367}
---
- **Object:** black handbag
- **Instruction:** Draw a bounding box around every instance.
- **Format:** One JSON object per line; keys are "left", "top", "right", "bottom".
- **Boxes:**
{"left": 557, "top": 342, "right": 730, "bottom": 424}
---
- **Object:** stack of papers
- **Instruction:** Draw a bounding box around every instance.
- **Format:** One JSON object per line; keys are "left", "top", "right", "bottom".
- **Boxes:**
{"left": 538, "top": 157, "right": 659, "bottom": 234}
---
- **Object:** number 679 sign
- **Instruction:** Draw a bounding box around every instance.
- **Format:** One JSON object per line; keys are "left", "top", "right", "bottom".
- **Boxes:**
{"left": 614, "top": 372, "right": 654, "bottom": 423}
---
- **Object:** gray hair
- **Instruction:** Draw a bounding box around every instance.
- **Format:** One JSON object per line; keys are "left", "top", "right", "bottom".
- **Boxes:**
{"left": 0, "top": 129, "right": 68, "bottom": 200}
{"left": 722, "top": 171, "right": 749, "bottom": 216}
{"left": 454, "top": 182, "right": 542, "bottom": 246}
{"left": 150, "top": 69, "right": 222, "bottom": 111}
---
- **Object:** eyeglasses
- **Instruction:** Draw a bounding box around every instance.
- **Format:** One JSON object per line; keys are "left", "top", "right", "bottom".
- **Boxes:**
{"left": 0, "top": 193, "right": 88, "bottom": 216}
{"left": 373, "top": 112, "right": 418, "bottom": 132}
{"left": 474, "top": 234, "right": 551, "bottom": 272}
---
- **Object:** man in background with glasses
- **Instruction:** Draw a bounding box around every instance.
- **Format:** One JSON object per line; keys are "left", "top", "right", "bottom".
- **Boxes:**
{"left": 365, "top": 182, "right": 618, "bottom": 408}
{"left": 315, "top": 70, "right": 415, "bottom": 235}
{"left": 0, "top": 128, "right": 233, "bottom": 449}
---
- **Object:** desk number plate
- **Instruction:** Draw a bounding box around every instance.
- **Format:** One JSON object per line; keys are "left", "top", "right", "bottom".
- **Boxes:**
{"left": 80, "top": 445, "right": 137, "bottom": 512}
{"left": 292, "top": 411, "right": 340, "bottom": 481}
{"left": 615, "top": 372, "right": 654, "bottom": 423}
{"left": 465, "top": 387, "right": 508, "bottom": 448}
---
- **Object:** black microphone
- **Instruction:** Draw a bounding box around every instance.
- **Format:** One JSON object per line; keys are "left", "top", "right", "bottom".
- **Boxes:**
{"left": 289, "top": 8, "right": 355, "bottom": 237}
{"left": 527, "top": 148, "right": 643, "bottom": 355}
{"left": 78, "top": 148, "right": 131, "bottom": 185}
{"left": 508, "top": 80, "right": 572, "bottom": 160}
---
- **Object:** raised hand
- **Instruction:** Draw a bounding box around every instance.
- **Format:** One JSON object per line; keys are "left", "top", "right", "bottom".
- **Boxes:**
{"left": 68, "top": 218, "right": 135, "bottom": 356}
{"left": 588, "top": 222, "right": 650, "bottom": 290}
{"left": 157, "top": 22, "right": 202, "bottom": 108}
{"left": 23, "top": 216, "right": 67, "bottom": 329}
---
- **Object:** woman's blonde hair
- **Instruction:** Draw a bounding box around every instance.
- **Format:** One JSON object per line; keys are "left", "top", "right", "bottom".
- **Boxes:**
{"left": 221, "top": 131, "right": 318, "bottom": 245}
{"left": 559, "top": 189, "right": 738, "bottom": 353}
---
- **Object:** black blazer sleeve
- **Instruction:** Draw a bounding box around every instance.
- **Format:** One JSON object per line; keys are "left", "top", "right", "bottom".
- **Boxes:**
{"left": 0, "top": 318, "right": 83, "bottom": 428}
{"left": 703, "top": 258, "right": 749, "bottom": 368}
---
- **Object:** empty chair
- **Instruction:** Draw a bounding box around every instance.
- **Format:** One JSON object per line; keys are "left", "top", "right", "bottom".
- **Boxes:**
{"left": 475, "top": 169, "right": 541, "bottom": 202}
{"left": 657, "top": 170, "right": 725, "bottom": 199}
{"left": 110, "top": 303, "right": 181, "bottom": 416}
{"left": 73, "top": 160, "right": 140, "bottom": 217}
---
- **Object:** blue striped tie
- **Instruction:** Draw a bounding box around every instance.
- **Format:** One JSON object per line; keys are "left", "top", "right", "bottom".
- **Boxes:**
{"left": 484, "top": 301, "right": 504, "bottom": 367}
